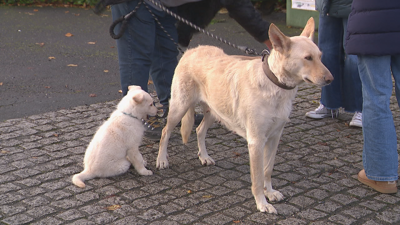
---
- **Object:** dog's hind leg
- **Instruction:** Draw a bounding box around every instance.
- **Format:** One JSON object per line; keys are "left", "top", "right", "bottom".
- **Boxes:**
{"left": 263, "top": 129, "right": 284, "bottom": 203}
{"left": 181, "top": 106, "right": 195, "bottom": 144}
{"left": 196, "top": 102, "right": 215, "bottom": 166}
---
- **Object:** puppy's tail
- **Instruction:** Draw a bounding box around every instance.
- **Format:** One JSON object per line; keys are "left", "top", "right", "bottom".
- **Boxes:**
{"left": 72, "top": 170, "right": 94, "bottom": 188}
{"left": 181, "top": 106, "right": 195, "bottom": 144}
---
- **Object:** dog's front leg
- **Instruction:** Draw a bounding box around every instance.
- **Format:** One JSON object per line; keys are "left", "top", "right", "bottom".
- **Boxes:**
{"left": 126, "top": 148, "right": 153, "bottom": 176}
{"left": 248, "top": 141, "right": 277, "bottom": 214}
{"left": 264, "top": 132, "right": 284, "bottom": 202}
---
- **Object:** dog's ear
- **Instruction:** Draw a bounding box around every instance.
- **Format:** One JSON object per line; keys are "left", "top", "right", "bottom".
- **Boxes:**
{"left": 300, "top": 17, "right": 315, "bottom": 41}
{"left": 268, "top": 23, "right": 291, "bottom": 54}
{"left": 128, "top": 85, "right": 142, "bottom": 91}
{"left": 132, "top": 93, "right": 144, "bottom": 104}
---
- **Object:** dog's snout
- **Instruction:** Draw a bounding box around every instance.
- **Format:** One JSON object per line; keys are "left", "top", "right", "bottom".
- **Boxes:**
{"left": 325, "top": 73, "right": 334, "bottom": 84}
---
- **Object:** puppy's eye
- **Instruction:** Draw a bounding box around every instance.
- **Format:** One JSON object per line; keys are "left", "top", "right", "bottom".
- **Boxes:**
{"left": 305, "top": 56, "right": 312, "bottom": 61}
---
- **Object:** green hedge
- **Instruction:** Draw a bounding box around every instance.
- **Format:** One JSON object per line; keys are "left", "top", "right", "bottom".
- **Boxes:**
{"left": 2, "top": 0, "right": 98, "bottom": 6}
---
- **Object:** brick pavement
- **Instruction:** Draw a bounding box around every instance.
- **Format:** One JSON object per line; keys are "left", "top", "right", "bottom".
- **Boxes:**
{"left": 1, "top": 83, "right": 399, "bottom": 225}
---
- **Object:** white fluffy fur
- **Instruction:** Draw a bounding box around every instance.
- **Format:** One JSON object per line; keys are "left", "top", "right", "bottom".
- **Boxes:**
{"left": 72, "top": 85, "right": 157, "bottom": 188}
{"left": 156, "top": 18, "right": 333, "bottom": 213}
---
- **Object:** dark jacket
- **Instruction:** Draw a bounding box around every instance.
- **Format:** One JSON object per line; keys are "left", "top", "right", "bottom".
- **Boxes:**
{"left": 315, "top": 0, "right": 352, "bottom": 18}
{"left": 176, "top": 0, "right": 270, "bottom": 46}
{"left": 345, "top": 0, "right": 400, "bottom": 56}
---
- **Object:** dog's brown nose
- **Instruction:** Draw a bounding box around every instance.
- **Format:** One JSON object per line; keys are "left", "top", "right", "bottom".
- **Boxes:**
{"left": 325, "top": 73, "right": 334, "bottom": 84}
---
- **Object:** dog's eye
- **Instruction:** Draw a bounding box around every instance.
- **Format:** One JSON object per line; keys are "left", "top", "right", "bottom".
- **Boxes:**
{"left": 305, "top": 56, "right": 312, "bottom": 61}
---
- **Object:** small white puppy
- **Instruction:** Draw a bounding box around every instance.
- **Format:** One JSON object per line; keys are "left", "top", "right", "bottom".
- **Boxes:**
{"left": 72, "top": 85, "right": 157, "bottom": 188}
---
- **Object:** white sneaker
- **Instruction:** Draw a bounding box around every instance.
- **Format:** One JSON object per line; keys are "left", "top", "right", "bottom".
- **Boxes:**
{"left": 349, "top": 112, "right": 362, "bottom": 127}
{"left": 305, "top": 104, "right": 339, "bottom": 119}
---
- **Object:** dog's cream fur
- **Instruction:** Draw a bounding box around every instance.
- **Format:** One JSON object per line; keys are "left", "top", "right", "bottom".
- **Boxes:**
{"left": 72, "top": 85, "right": 157, "bottom": 188}
{"left": 156, "top": 18, "right": 333, "bottom": 213}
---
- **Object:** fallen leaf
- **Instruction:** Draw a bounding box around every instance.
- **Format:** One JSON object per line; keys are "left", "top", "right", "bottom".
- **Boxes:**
{"left": 67, "top": 64, "right": 78, "bottom": 67}
{"left": 118, "top": 90, "right": 122, "bottom": 93}
{"left": 45, "top": 86, "right": 51, "bottom": 89}
{"left": 73, "top": 13, "right": 80, "bottom": 16}
{"left": 103, "top": 70, "right": 109, "bottom": 73}
{"left": 53, "top": 133, "right": 59, "bottom": 137}
{"left": 89, "top": 94, "right": 97, "bottom": 97}
{"left": 187, "top": 190, "right": 192, "bottom": 194}
{"left": 148, "top": 80, "right": 153, "bottom": 85}
{"left": 33, "top": 9, "right": 38, "bottom": 12}
{"left": 106, "top": 205, "right": 121, "bottom": 211}
{"left": 65, "top": 11, "right": 69, "bottom": 13}
{"left": 36, "top": 42, "right": 45, "bottom": 47}
{"left": 88, "top": 42, "right": 96, "bottom": 45}
{"left": 234, "top": 152, "right": 241, "bottom": 157}
{"left": 65, "top": 33, "right": 73, "bottom": 37}
{"left": 233, "top": 221, "right": 241, "bottom": 223}
{"left": 1, "top": 150, "right": 9, "bottom": 154}
{"left": 48, "top": 56, "right": 55, "bottom": 60}
{"left": 0, "top": 82, "right": 3, "bottom": 86}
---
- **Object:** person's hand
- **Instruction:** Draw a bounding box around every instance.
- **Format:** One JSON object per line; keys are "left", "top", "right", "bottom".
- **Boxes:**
{"left": 264, "top": 39, "right": 272, "bottom": 50}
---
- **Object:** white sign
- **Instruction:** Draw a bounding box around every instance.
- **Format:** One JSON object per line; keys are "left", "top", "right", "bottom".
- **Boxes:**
{"left": 292, "top": 0, "right": 316, "bottom": 11}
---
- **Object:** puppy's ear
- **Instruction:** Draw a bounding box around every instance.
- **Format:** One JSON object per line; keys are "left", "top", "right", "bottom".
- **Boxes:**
{"left": 128, "top": 85, "right": 142, "bottom": 91}
{"left": 268, "top": 23, "right": 291, "bottom": 54}
{"left": 132, "top": 93, "right": 144, "bottom": 104}
{"left": 300, "top": 17, "right": 315, "bottom": 41}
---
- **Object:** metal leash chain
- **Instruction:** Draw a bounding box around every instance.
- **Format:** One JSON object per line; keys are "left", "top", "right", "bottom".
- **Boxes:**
{"left": 146, "top": 0, "right": 265, "bottom": 56}
{"left": 143, "top": 2, "right": 185, "bottom": 54}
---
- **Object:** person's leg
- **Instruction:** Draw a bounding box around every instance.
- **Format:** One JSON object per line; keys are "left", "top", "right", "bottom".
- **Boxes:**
{"left": 358, "top": 55, "right": 398, "bottom": 181}
{"left": 318, "top": 14, "right": 343, "bottom": 110}
{"left": 111, "top": 1, "right": 156, "bottom": 96}
{"left": 149, "top": 7, "right": 179, "bottom": 107}
{"left": 341, "top": 19, "right": 362, "bottom": 113}
{"left": 391, "top": 55, "right": 400, "bottom": 108}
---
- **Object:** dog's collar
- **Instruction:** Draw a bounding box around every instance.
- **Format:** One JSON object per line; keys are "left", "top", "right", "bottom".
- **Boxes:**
{"left": 262, "top": 54, "right": 296, "bottom": 90}
{"left": 121, "top": 111, "right": 142, "bottom": 121}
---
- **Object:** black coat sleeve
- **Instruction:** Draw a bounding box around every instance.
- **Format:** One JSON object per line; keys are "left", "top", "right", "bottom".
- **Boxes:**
{"left": 176, "top": 0, "right": 270, "bottom": 47}
{"left": 221, "top": 0, "right": 270, "bottom": 43}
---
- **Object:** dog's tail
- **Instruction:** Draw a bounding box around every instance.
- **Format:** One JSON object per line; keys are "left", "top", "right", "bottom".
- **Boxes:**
{"left": 181, "top": 106, "right": 195, "bottom": 144}
{"left": 72, "top": 170, "right": 94, "bottom": 188}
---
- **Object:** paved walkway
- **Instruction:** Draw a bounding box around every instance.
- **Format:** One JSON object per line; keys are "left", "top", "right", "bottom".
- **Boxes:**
{"left": 1, "top": 83, "right": 400, "bottom": 225}
{"left": 1, "top": 4, "right": 400, "bottom": 225}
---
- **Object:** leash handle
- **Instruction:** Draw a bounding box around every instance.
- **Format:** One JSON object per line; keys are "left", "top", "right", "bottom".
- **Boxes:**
{"left": 109, "top": 1, "right": 142, "bottom": 39}
{"left": 109, "top": 16, "right": 127, "bottom": 39}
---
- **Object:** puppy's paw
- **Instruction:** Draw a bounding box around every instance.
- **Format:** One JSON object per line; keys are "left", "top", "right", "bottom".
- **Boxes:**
{"left": 138, "top": 168, "right": 153, "bottom": 176}
{"left": 265, "top": 189, "right": 284, "bottom": 202}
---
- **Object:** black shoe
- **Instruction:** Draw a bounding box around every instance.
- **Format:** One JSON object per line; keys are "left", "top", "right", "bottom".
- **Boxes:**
{"left": 143, "top": 116, "right": 163, "bottom": 140}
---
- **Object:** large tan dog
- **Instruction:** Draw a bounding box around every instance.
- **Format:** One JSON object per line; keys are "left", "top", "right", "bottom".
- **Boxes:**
{"left": 156, "top": 18, "right": 333, "bottom": 213}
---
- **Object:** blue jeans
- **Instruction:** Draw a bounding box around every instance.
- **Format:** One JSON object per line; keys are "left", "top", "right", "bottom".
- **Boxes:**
{"left": 111, "top": 0, "right": 179, "bottom": 106}
{"left": 318, "top": 15, "right": 362, "bottom": 112}
{"left": 358, "top": 55, "right": 400, "bottom": 181}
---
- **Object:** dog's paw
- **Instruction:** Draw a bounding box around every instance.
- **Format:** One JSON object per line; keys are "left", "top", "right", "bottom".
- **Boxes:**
{"left": 138, "top": 169, "right": 153, "bottom": 176}
{"left": 257, "top": 202, "right": 278, "bottom": 214}
{"left": 156, "top": 157, "right": 169, "bottom": 170}
{"left": 265, "top": 189, "right": 284, "bottom": 202}
{"left": 200, "top": 156, "right": 215, "bottom": 166}
{"left": 198, "top": 152, "right": 215, "bottom": 166}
